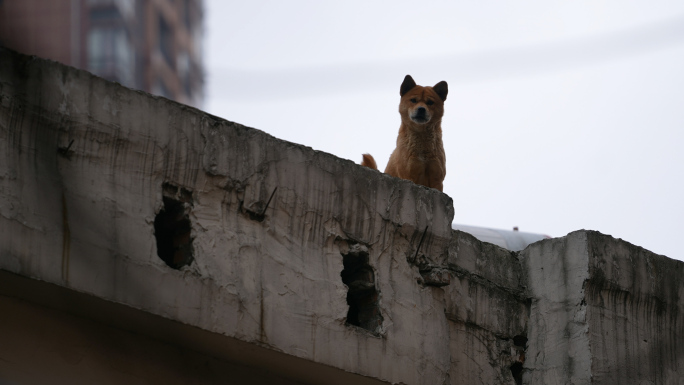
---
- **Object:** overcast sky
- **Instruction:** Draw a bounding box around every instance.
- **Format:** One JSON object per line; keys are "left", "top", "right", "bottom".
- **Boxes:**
{"left": 203, "top": 0, "right": 684, "bottom": 262}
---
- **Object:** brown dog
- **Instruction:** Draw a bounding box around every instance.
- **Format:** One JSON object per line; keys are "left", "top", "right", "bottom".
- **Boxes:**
{"left": 362, "top": 75, "right": 448, "bottom": 191}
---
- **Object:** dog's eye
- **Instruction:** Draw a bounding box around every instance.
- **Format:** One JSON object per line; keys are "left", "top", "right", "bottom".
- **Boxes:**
{"left": 426, "top": 100, "right": 434, "bottom": 106}
{"left": 410, "top": 98, "right": 417, "bottom": 103}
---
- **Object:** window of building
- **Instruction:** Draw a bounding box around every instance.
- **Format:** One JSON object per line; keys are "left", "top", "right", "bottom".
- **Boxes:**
{"left": 87, "top": 26, "right": 134, "bottom": 87}
{"left": 87, "top": 5, "right": 135, "bottom": 87}
{"left": 152, "top": 78, "right": 172, "bottom": 99}
{"left": 158, "top": 15, "right": 174, "bottom": 69}
{"left": 182, "top": 0, "right": 190, "bottom": 29}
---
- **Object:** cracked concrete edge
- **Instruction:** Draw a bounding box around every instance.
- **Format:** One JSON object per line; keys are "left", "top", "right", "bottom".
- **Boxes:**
{"left": 3, "top": 46, "right": 684, "bottom": 385}
{"left": 519, "top": 230, "right": 684, "bottom": 384}
{"left": 0, "top": 46, "right": 456, "bottom": 384}
{"left": 583, "top": 231, "right": 684, "bottom": 384}
{"left": 519, "top": 231, "right": 592, "bottom": 384}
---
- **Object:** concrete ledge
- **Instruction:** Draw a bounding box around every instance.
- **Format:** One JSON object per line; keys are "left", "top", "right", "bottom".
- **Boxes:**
{"left": 0, "top": 46, "right": 464, "bottom": 384}
{"left": 2, "top": 47, "right": 683, "bottom": 385}
{"left": 521, "top": 230, "right": 684, "bottom": 384}
{"left": 0, "top": 270, "right": 387, "bottom": 384}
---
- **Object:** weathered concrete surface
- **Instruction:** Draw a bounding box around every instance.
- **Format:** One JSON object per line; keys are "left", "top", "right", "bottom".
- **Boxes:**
{"left": 584, "top": 231, "right": 684, "bottom": 384}
{"left": 0, "top": 281, "right": 306, "bottom": 385}
{"left": 522, "top": 231, "right": 684, "bottom": 385}
{"left": 0, "top": 47, "right": 520, "bottom": 384}
{"left": 1, "top": 47, "right": 683, "bottom": 384}
{"left": 522, "top": 231, "right": 593, "bottom": 384}
{"left": 0, "top": 269, "right": 386, "bottom": 385}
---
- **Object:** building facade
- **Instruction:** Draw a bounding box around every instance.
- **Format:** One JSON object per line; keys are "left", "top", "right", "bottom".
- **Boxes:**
{"left": 0, "top": 0, "right": 204, "bottom": 108}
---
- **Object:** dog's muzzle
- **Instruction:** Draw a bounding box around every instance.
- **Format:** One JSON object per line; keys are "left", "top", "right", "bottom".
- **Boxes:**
{"left": 410, "top": 107, "right": 430, "bottom": 124}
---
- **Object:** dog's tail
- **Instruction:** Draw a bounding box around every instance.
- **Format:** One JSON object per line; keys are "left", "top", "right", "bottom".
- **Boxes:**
{"left": 361, "top": 153, "right": 378, "bottom": 170}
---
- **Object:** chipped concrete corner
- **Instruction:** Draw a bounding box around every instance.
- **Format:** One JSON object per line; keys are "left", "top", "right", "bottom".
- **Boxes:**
{"left": 1, "top": 47, "right": 682, "bottom": 384}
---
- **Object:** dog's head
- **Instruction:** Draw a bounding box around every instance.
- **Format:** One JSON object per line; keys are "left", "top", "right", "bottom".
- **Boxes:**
{"left": 398, "top": 75, "right": 448, "bottom": 128}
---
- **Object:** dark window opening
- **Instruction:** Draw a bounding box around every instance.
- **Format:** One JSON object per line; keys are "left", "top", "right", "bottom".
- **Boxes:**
{"left": 183, "top": 0, "right": 192, "bottom": 29}
{"left": 154, "top": 184, "right": 194, "bottom": 269}
{"left": 510, "top": 334, "right": 527, "bottom": 385}
{"left": 340, "top": 244, "right": 382, "bottom": 333}
{"left": 153, "top": 78, "right": 172, "bottom": 99}
{"left": 87, "top": 25, "right": 135, "bottom": 87}
{"left": 158, "top": 15, "right": 174, "bottom": 69}
{"left": 90, "top": 6, "right": 121, "bottom": 22}
{"left": 513, "top": 335, "right": 528, "bottom": 347}
{"left": 510, "top": 362, "right": 523, "bottom": 385}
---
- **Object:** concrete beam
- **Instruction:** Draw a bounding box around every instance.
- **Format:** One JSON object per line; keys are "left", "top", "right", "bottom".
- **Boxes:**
{"left": 1, "top": 47, "right": 683, "bottom": 385}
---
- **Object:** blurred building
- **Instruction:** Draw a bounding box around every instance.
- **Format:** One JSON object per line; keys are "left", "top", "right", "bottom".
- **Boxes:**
{"left": 0, "top": 0, "right": 204, "bottom": 108}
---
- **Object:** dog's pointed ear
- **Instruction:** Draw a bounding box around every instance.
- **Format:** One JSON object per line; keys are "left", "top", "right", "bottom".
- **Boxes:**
{"left": 400, "top": 75, "right": 417, "bottom": 96}
{"left": 433, "top": 81, "right": 448, "bottom": 101}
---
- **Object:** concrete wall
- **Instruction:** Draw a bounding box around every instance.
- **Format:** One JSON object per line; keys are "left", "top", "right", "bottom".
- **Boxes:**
{"left": 0, "top": 282, "right": 307, "bottom": 385}
{"left": 521, "top": 231, "right": 684, "bottom": 384}
{"left": 1, "top": 47, "right": 682, "bottom": 384}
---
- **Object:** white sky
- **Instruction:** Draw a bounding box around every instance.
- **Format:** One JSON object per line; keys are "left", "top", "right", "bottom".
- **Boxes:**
{"left": 203, "top": 0, "right": 684, "bottom": 262}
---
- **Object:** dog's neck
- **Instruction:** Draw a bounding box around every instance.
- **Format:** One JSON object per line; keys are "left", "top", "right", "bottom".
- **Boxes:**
{"left": 399, "top": 120, "right": 443, "bottom": 155}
